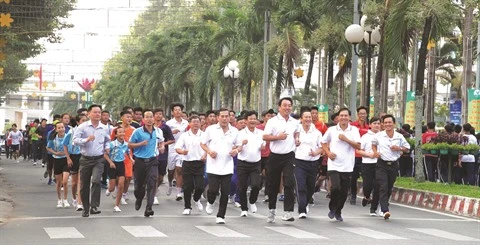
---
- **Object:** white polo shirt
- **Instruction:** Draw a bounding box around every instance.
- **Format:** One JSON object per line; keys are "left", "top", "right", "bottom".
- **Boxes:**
{"left": 166, "top": 118, "right": 189, "bottom": 153}
{"left": 238, "top": 127, "right": 265, "bottom": 163}
{"left": 360, "top": 130, "right": 378, "bottom": 164}
{"left": 202, "top": 123, "right": 240, "bottom": 175}
{"left": 175, "top": 129, "right": 205, "bottom": 161}
{"left": 460, "top": 134, "right": 478, "bottom": 163}
{"left": 295, "top": 124, "right": 322, "bottom": 161}
{"left": 321, "top": 124, "right": 360, "bottom": 172}
{"left": 372, "top": 130, "right": 410, "bottom": 161}
{"left": 263, "top": 114, "right": 299, "bottom": 154}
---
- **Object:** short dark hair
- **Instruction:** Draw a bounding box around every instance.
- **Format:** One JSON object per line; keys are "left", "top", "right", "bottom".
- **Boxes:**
{"left": 463, "top": 123, "right": 472, "bottom": 133}
{"left": 102, "top": 110, "right": 110, "bottom": 115}
{"left": 338, "top": 107, "right": 351, "bottom": 116}
{"left": 189, "top": 111, "right": 198, "bottom": 117}
{"left": 122, "top": 106, "right": 133, "bottom": 112}
{"left": 53, "top": 114, "right": 61, "bottom": 120}
{"left": 120, "top": 111, "right": 132, "bottom": 117}
{"left": 88, "top": 104, "right": 102, "bottom": 112}
{"left": 381, "top": 114, "right": 396, "bottom": 123}
{"left": 369, "top": 117, "right": 380, "bottom": 124}
{"left": 454, "top": 124, "right": 462, "bottom": 133}
{"left": 33, "top": 119, "right": 40, "bottom": 124}
{"left": 357, "top": 106, "right": 368, "bottom": 114}
{"left": 77, "top": 108, "right": 87, "bottom": 114}
{"left": 133, "top": 107, "right": 143, "bottom": 113}
{"left": 330, "top": 113, "right": 338, "bottom": 121}
{"left": 299, "top": 106, "right": 311, "bottom": 118}
{"left": 153, "top": 108, "right": 164, "bottom": 114}
{"left": 427, "top": 121, "right": 436, "bottom": 130}
{"left": 310, "top": 106, "right": 319, "bottom": 111}
{"left": 143, "top": 108, "right": 153, "bottom": 116}
{"left": 216, "top": 108, "right": 229, "bottom": 116}
{"left": 12, "top": 123, "right": 17, "bottom": 128}
{"left": 170, "top": 103, "right": 184, "bottom": 112}
{"left": 422, "top": 125, "right": 427, "bottom": 133}
{"left": 243, "top": 110, "right": 258, "bottom": 119}
{"left": 444, "top": 124, "right": 454, "bottom": 133}
{"left": 206, "top": 110, "right": 216, "bottom": 116}
{"left": 277, "top": 97, "right": 293, "bottom": 106}
{"left": 189, "top": 115, "right": 200, "bottom": 122}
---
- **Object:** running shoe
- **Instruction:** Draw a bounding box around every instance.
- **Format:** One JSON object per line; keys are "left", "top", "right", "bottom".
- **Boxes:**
{"left": 267, "top": 209, "right": 276, "bottom": 223}
{"left": 153, "top": 196, "right": 159, "bottom": 205}
{"left": 56, "top": 200, "right": 63, "bottom": 208}
{"left": 47, "top": 178, "right": 53, "bottom": 185}
{"left": 105, "top": 189, "right": 111, "bottom": 197}
{"left": 194, "top": 201, "right": 203, "bottom": 212}
{"left": 63, "top": 199, "right": 70, "bottom": 208}
{"left": 205, "top": 202, "right": 214, "bottom": 215}
{"left": 76, "top": 204, "right": 84, "bottom": 211}
{"left": 299, "top": 213, "right": 307, "bottom": 219}
{"left": 120, "top": 197, "right": 128, "bottom": 205}
{"left": 249, "top": 203, "right": 257, "bottom": 213}
{"left": 234, "top": 202, "right": 241, "bottom": 208}
{"left": 334, "top": 214, "right": 344, "bottom": 221}
{"left": 182, "top": 209, "right": 192, "bottom": 215}
{"left": 240, "top": 211, "right": 248, "bottom": 217}
{"left": 281, "top": 212, "right": 294, "bottom": 222}
{"left": 383, "top": 211, "right": 391, "bottom": 220}
{"left": 113, "top": 206, "right": 121, "bottom": 212}
{"left": 278, "top": 194, "right": 285, "bottom": 201}
{"left": 215, "top": 217, "right": 225, "bottom": 224}
{"left": 328, "top": 210, "right": 335, "bottom": 219}
{"left": 166, "top": 186, "right": 173, "bottom": 196}
{"left": 33, "top": 162, "right": 37, "bottom": 166}
{"left": 72, "top": 199, "right": 78, "bottom": 207}
{"left": 176, "top": 192, "right": 183, "bottom": 201}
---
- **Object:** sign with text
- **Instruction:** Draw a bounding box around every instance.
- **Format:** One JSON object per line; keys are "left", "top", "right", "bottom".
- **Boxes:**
{"left": 369, "top": 96, "right": 374, "bottom": 119}
{"left": 404, "top": 91, "right": 415, "bottom": 126}
{"left": 449, "top": 100, "right": 462, "bottom": 125}
{"left": 468, "top": 89, "right": 480, "bottom": 132}
{"left": 316, "top": 104, "right": 329, "bottom": 123}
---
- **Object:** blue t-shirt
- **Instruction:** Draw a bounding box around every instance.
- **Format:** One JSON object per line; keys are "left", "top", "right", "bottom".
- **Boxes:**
{"left": 46, "top": 130, "right": 54, "bottom": 155}
{"left": 157, "top": 122, "right": 174, "bottom": 161}
{"left": 63, "top": 128, "right": 80, "bottom": 155}
{"left": 47, "top": 135, "right": 67, "bottom": 159}
{"left": 129, "top": 126, "right": 164, "bottom": 159}
{"left": 109, "top": 140, "right": 130, "bottom": 162}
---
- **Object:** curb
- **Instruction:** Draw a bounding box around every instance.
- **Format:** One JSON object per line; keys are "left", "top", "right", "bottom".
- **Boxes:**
{"left": 357, "top": 183, "right": 480, "bottom": 219}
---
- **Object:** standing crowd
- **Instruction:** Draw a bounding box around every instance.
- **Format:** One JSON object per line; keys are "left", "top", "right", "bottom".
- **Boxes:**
{"left": 4, "top": 96, "right": 479, "bottom": 225}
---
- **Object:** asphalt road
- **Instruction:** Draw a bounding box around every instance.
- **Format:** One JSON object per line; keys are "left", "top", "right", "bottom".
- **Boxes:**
{"left": 0, "top": 158, "right": 479, "bottom": 245}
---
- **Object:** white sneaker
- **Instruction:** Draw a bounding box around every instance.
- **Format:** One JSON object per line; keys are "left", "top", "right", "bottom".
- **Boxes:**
{"left": 56, "top": 200, "right": 63, "bottom": 208}
{"left": 120, "top": 197, "right": 128, "bottom": 205}
{"left": 228, "top": 196, "right": 234, "bottom": 204}
{"left": 41, "top": 163, "right": 44, "bottom": 167}
{"left": 234, "top": 202, "right": 241, "bottom": 208}
{"left": 76, "top": 204, "right": 84, "bottom": 211}
{"left": 105, "top": 190, "right": 111, "bottom": 197}
{"left": 113, "top": 206, "right": 121, "bottom": 212}
{"left": 299, "top": 212, "right": 307, "bottom": 219}
{"left": 176, "top": 192, "right": 184, "bottom": 201}
{"left": 123, "top": 192, "right": 130, "bottom": 200}
{"left": 215, "top": 217, "right": 225, "bottom": 224}
{"left": 249, "top": 203, "right": 257, "bottom": 213}
{"left": 166, "top": 186, "right": 173, "bottom": 196}
{"left": 72, "top": 199, "right": 78, "bottom": 207}
{"left": 63, "top": 199, "right": 70, "bottom": 208}
{"left": 194, "top": 201, "right": 203, "bottom": 212}
{"left": 282, "top": 211, "right": 295, "bottom": 222}
{"left": 33, "top": 162, "right": 37, "bottom": 166}
{"left": 240, "top": 211, "right": 248, "bottom": 217}
{"left": 306, "top": 205, "right": 310, "bottom": 213}
{"left": 112, "top": 189, "right": 117, "bottom": 199}
{"left": 16, "top": 160, "right": 19, "bottom": 163}
{"left": 182, "top": 209, "right": 192, "bottom": 215}
{"left": 267, "top": 209, "right": 276, "bottom": 223}
{"left": 206, "top": 202, "right": 214, "bottom": 215}
{"left": 153, "top": 196, "right": 159, "bottom": 205}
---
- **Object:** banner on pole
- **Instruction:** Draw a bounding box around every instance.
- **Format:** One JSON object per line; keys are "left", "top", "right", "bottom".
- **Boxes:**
{"left": 369, "top": 96, "right": 374, "bottom": 119}
{"left": 468, "top": 89, "right": 480, "bottom": 132}
{"left": 404, "top": 91, "right": 415, "bottom": 126}
{"left": 449, "top": 100, "right": 462, "bottom": 125}
{"left": 316, "top": 104, "right": 329, "bottom": 123}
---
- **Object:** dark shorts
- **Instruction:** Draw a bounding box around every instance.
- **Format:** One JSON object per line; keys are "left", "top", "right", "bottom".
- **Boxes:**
{"left": 47, "top": 154, "right": 55, "bottom": 171}
{"left": 260, "top": 156, "right": 269, "bottom": 171}
{"left": 11, "top": 145, "right": 20, "bottom": 152}
{"left": 108, "top": 161, "right": 125, "bottom": 179}
{"left": 69, "top": 154, "right": 81, "bottom": 174}
{"left": 158, "top": 159, "right": 167, "bottom": 176}
{"left": 54, "top": 157, "right": 69, "bottom": 175}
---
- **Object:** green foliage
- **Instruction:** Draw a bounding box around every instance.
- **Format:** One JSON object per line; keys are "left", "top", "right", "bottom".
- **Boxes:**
{"left": 448, "top": 143, "right": 464, "bottom": 151}
{"left": 464, "top": 144, "right": 480, "bottom": 152}
{"left": 406, "top": 138, "right": 415, "bottom": 149}
{"left": 395, "top": 177, "right": 480, "bottom": 198}
{"left": 50, "top": 92, "right": 84, "bottom": 117}
{"left": 436, "top": 142, "right": 449, "bottom": 150}
{"left": 421, "top": 143, "right": 436, "bottom": 150}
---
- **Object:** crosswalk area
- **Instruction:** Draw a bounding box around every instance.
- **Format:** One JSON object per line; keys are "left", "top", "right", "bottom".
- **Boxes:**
{"left": 41, "top": 223, "right": 480, "bottom": 242}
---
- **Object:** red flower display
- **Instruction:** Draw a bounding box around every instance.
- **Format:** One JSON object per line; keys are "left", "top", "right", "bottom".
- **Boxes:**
{"left": 78, "top": 78, "right": 96, "bottom": 92}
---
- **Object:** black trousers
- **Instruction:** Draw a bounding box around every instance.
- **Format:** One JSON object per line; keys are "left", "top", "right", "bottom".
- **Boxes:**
{"left": 350, "top": 157, "right": 362, "bottom": 199}
{"left": 237, "top": 160, "right": 261, "bottom": 211}
{"left": 294, "top": 159, "right": 317, "bottom": 213}
{"left": 266, "top": 152, "right": 295, "bottom": 212}
{"left": 399, "top": 155, "right": 413, "bottom": 177}
{"left": 183, "top": 160, "right": 205, "bottom": 209}
{"left": 31, "top": 140, "right": 41, "bottom": 162}
{"left": 328, "top": 171, "right": 351, "bottom": 215}
{"left": 424, "top": 156, "right": 438, "bottom": 182}
{"left": 376, "top": 159, "right": 399, "bottom": 213}
{"left": 134, "top": 157, "right": 158, "bottom": 211}
{"left": 362, "top": 163, "right": 379, "bottom": 212}
{"left": 207, "top": 173, "right": 232, "bottom": 219}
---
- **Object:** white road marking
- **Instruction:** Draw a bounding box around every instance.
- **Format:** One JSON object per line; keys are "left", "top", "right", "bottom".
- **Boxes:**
{"left": 391, "top": 202, "right": 480, "bottom": 222}
{"left": 265, "top": 227, "right": 327, "bottom": 239}
{"left": 408, "top": 228, "right": 480, "bottom": 241}
{"left": 44, "top": 227, "right": 84, "bottom": 239}
{"left": 338, "top": 227, "right": 407, "bottom": 240}
{"left": 196, "top": 226, "right": 249, "bottom": 237}
{"left": 122, "top": 226, "right": 167, "bottom": 237}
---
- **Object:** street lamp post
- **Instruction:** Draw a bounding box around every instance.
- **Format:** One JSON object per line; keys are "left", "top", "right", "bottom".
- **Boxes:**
{"left": 224, "top": 60, "right": 240, "bottom": 110}
{"left": 345, "top": 15, "right": 380, "bottom": 113}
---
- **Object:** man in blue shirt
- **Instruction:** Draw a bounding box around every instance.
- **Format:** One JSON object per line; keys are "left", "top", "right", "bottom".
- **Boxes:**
{"left": 129, "top": 109, "right": 165, "bottom": 217}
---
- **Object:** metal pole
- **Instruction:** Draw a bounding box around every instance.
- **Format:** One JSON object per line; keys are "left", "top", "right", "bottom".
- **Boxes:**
{"left": 350, "top": 0, "right": 360, "bottom": 118}
{"left": 215, "top": 82, "right": 220, "bottom": 109}
{"left": 231, "top": 72, "right": 235, "bottom": 110}
{"left": 262, "top": 10, "right": 270, "bottom": 112}
{"left": 476, "top": 20, "right": 480, "bottom": 89}
{"left": 366, "top": 33, "right": 372, "bottom": 116}
{"left": 321, "top": 49, "right": 327, "bottom": 105}
{"left": 317, "top": 51, "right": 321, "bottom": 104}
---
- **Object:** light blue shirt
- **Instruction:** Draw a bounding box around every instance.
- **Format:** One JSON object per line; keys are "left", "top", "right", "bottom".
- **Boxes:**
{"left": 129, "top": 126, "right": 164, "bottom": 159}
{"left": 109, "top": 140, "right": 130, "bottom": 162}
{"left": 63, "top": 127, "right": 81, "bottom": 154}
{"left": 47, "top": 135, "right": 67, "bottom": 159}
{"left": 73, "top": 120, "right": 111, "bottom": 156}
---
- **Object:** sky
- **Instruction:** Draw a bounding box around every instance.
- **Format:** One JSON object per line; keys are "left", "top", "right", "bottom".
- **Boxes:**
{"left": 23, "top": 0, "right": 150, "bottom": 92}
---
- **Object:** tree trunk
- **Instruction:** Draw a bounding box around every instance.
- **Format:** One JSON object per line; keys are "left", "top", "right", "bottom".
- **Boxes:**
{"left": 338, "top": 76, "right": 345, "bottom": 107}
{"left": 425, "top": 46, "right": 436, "bottom": 123}
{"left": 275, "top": 54, "right": 284, "bottom": 100}
{"left": 462, "top": 4, "right": 474, "bottom": 124}
{"left": 414, "top": 16, "right": 433, "bottom": 183}
{"left": 303, "top": 48, "right": 316, "bottom": 105}
{"left": 327, "top": 46, "right": 335, "bottom": 88}
{"left": 246, "top": 78, "right": 252, "bottom": 109}
{"left": 374, "top": 25, "right": 385, "bottom": 117}
{"left": 381, "top": 68, "right": 388, "bottom": 113}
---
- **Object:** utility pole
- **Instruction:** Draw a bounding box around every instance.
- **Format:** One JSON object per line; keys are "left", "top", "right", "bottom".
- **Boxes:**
{"left": 350, "top": 0, "right": 360, "bottom": 119}
{"left": 262, "top": 10, "right": 271, "bottom": 112}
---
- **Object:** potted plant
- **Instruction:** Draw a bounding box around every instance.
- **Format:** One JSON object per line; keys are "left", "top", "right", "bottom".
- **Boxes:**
{"left": 421, "top": 143, "right": 436, "bottom": 154}
{"left": 465, "top": 144, "right": 480, "bottom": 155}
{"left": 406, "top": 138, "right": 415, "bottom": 153}
{"left": 437, "top": 142, "right": 449, "bottom": 155}
{"left": 461, "top": 144, "right": 470, "bottom": 155}
{"left": 448, "top": 144, "right": 462, "bottom": 156}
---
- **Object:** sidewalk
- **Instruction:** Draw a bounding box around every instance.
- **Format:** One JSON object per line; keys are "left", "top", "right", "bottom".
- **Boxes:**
{"left": 357, "top": 182, "right": 480, "bottom": 219}
{"left": 0, "top": 162, "right": 14, "bottom": 225}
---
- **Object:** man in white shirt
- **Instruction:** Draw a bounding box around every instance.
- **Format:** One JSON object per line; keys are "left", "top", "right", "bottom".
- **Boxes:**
{"left": 237, "top": 111, "right": 265, "bottom": 217}
{"left": 263, "top": 97, "right": 300, "bottom": 223}
{"left": 460, "top": 123, "right": 478, "bottom": 185}
{"left": 372, "top": 114, "right": 410, "bottom": 220}
{"left": 321, "top": 108, "right": 361, "bottom": 222}
{"left": 200, "top": 108, "right": 242, "bottom": 224}
{"left": 8, "top": 124, "right": 23, "bottom": 163}
{"left": 175, "top": 115, "right": 206, "bottom": 215}
{"left": 166, "top": 103, "right": 189, "bottom": 201}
